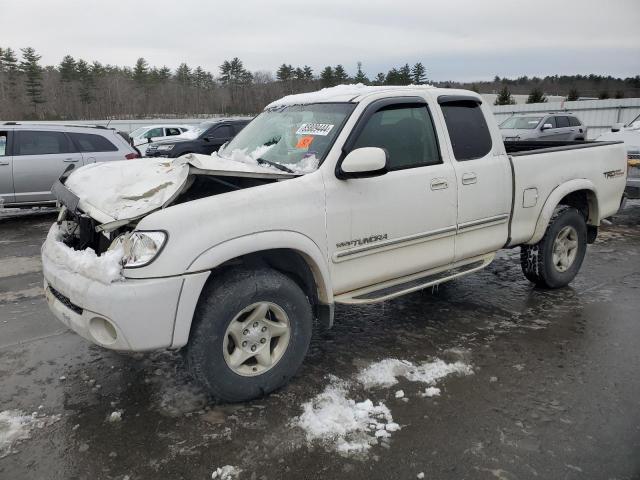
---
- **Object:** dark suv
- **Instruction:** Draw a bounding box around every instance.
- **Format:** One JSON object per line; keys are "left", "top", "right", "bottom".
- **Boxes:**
{"left": 145, "top": 118, "right": 251, "bottom": 158}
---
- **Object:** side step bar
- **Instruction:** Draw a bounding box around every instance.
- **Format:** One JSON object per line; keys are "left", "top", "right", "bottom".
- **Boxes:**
{"left": 334, "top": 254, "right": 494, "bottom": 305}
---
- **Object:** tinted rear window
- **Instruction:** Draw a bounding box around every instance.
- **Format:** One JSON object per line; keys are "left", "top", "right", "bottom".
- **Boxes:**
{"left": 69, "top": 133, "right": 118, "bottom": 152}
{"left": 440, "top": 101, "right": 492, "bottom": 161}
{"left": 568, "top": 116, "right": 581, "bottom": 127}
{"left": 556, "top": 116, "right": 570, "bottom": 128}
{"left": 15, "top": 130, "right": 75, "bottom": 155}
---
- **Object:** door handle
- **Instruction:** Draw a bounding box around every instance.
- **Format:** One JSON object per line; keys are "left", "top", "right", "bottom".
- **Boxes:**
{"left": 63, "top": 158, "right": 79, "bottom": 163}
{"left": 430, "top": 178, "right": 448, "bottom": 190}
{"left": 0, "top": 160, "right": 9, "bottom": 166}
{"left": 462, "top": 173, "right": 477, "bottom": 185}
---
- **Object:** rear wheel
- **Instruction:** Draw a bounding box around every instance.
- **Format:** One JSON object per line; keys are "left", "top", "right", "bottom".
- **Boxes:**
{"left": 520, "top": 206, "right": 587, "bottom": 288}
{"left": 185, "top": 268, "right": 313, "bottom": 402}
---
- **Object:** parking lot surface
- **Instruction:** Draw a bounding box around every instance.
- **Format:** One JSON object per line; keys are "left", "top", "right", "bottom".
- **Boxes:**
{"left": 1, "top": 204, "right": 639, "bottom": 480}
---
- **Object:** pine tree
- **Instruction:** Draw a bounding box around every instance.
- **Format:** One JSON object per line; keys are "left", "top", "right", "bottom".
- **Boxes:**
{"left": 598, "top": 91, "right": 610, "bottom": 99}
{"left": 276, "top": 64, "right": 294, "bottom": 82}
{"left": 320, "top": 66, "right": 334, "bottom": 88}
{"left": 494, "top": 85, "right": 515, "bottom": 105}
{"left": 614, "top": 90, "right": 624, "bottom": 99}
{"left": 294, "top": 67, "right": 305, "bottom": 81}
{"left": 398, "top": 64, "right": 412, "bottom": 84}
{"left": 59, "top": 55, "right": 77, "bottom": 82}
{"left": 2, "top": 47, "right": 19, "bottom": 89}
{"left": 386, "top": 68, "right": 400, "bottom": 85}
{"left": 373, "top": 72, "right": 386, "bottom": 85}
{"left": 411, "top": 62, "right": 427, "bottom": 84}
{"left": 302, "top": 65, "right": 314, "bottom": 81}
{"left": 219, "top": 57, "right": 252, "bottom": 85}
{"left": 75, "top": 59, "right": 95, "bottom": 105}
{"left": 567, "top": 88, "right": 579, "bottom": 101}
{"left": 333, "top": 65, "right": 348, "bottom": 84}
{"left": 353, "top": 62, "right": 368, "bottom": 84}
{"left": 175, "top": 63, "right": 192, "bottom": 86}
{"left": 19, "top": 47, "right": 46, "bottom": 114}
{"left": 133, "top": 57, "right": 149, "bottom": 86}
{"left": 526, "top": 88, "right": 547, "bottom": 104}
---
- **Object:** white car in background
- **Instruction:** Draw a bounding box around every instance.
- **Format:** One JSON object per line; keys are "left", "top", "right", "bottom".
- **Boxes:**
{"left": 129, "top": 125, "right": 193, "bottom": 155}
{"left": 597, "top": 113, "right": 640, "bottom": 199}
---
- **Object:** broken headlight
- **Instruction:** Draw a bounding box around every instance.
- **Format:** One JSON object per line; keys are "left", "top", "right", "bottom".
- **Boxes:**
{"left": 109, "top": 231, "right": 167, "bottom": 268}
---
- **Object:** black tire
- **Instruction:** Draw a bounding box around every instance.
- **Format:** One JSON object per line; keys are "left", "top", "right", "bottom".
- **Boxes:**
{"left": 185, "top": 268, "right": 313, "bottom": 402}
{"left": 520, "top": 206, "right": 587, "bottom": 289}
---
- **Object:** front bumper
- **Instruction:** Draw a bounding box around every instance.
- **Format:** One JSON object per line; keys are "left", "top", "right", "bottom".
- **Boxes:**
{"left": 42, "top": 240, "right": 209, "bottom": 351}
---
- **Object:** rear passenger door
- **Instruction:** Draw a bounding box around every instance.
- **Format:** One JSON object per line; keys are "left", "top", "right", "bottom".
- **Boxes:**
{"left": 438, "top": 97, "right": 512, "bottom": 262}
{"left": 69, "top": 132, "right": 121, "bottom": 164}
{"left": 12, "top": 130, "right": 82, "bottom": 203}
{"left": 554, "top": 116, "right": 572, "bottom": 140}
{"left": 0, "top": 130, "right": 14, "bottom": 204}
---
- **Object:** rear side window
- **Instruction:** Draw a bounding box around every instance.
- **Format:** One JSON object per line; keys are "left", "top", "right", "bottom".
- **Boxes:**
{"left": 568, "top": 116, "right": 581, "bottom": 127}
{"left": 352, "top": 105, "right": 441, "bottom": 170}
{"left": 233, "top": 123, "right": 248, "bottom": 134}
{"left": 166, "top": 128, "right": 181, "bottom": 136}
{"left": 14, "top": 130, "right": 75, "bottom": 156}
{"left": 0, "top": 132, "right": 7, "bottom": 156}
{"left": 209, "top": 125, "right": 232, "bottom": 139}
{"left": 440, "top": 101, "right": 492, "bottom": 161}
{"left": 556, "top": 116, "right": 570, "bottom": 128}
{"left": 69, "top": 133, "right": 118, "bottom": 152}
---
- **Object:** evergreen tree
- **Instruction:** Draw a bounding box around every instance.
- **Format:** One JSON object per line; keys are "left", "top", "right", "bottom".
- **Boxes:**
{"left": 294, "top": 67, "right": 305, "bottom": 81}
{"left": 175, "top": 63, "right": 192, "bottom": 86}
{"left": 411, "top": 62, "right": 427, "bottom": 84}
{"left": 386, "top": 68, "right": 401, "bottom": 85}
{"left": 19, "top": 47, "right": 46, "bottom": 113}
{"left": 567, "top": 88, "right": 579, "bottom": 101}
{"left": 219, "top": 57, "right": 252, "bottom": 85}
{"left": 398, "top": 64, "right": 412, "bottom": 84}
{"left": 373, "top": 72, "right": 386, "bottom": 85}
{"left": 2, "top": 47, "right": 19, "bottom": 88}
{"left": 133, "top": 57, "right": 149, "bottom": 85}
{"left": 157, "top": 66, "right": 172, "bottom": 81}
{"left": 598, "top": 91, "right": 610, "bottom": 99}
{"left": 526, "top": 88, "right": 547, "bottom": 104}
{"left": 276, "top": 64, "right": 294, "bottom": 82}
{"left": 614, "top": 90, "right": 624, "bottom": 99}
{"left": 494, "top": 85, "right": 515, "bottom": 105}
{"left": 302, "top": 65, "right": 314, "bottom": 81}
{"left": 333, "top": 64, "right": 348, "bottom": 84}
{"left": 353, "top": 62, "right": 368, "bottom": 84}
{"left": 320, "top": 66, "right": 334, "bottom": 88}
{"left": 75, "top": 59, "right": 95, "bottom": 105}
{"left": 59, "top": 55, "right": 77, "bottom": 82}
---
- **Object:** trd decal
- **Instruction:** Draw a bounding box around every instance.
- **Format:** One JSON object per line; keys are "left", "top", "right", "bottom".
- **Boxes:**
{"left": 603, "top": 169, "right": 625, "bottom": 179}
{"left": 336, "top": 234, "right": 388, "bottom": 249}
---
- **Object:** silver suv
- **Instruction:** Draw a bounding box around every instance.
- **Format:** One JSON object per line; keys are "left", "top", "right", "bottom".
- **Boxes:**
{"left": 500, "top": 113, "right": 587, "bottom": 142}
{"left": 1, "top": 123, "right": 139, "bottom": 207}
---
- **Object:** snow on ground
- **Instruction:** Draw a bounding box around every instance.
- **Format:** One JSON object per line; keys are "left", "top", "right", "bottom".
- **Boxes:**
{"left": 0, "top": 206, "right": 58, "bottom": 219}
{"left": 41, "top": 223, "right": 123, "bottom": 284}
{"left": 0, "top": 410, "right": 60, "bottom": 458}
{"left": 211, "top": 465, "right": 241, "bottom": 479}
{"left": 296, "top": 377, "right": 399, "bottom": 455}
{"left": 357, "top": 358, "right": 473, "bottom": 389}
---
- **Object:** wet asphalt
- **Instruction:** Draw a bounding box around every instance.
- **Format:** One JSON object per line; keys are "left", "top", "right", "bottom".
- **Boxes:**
{"left": 0, "top": 203, "right": 639, "bottom": 480}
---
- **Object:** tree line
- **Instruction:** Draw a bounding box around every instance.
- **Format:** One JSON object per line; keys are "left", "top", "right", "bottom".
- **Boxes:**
{"left": 1, "top": 45, "right": 639, "bottom": 119}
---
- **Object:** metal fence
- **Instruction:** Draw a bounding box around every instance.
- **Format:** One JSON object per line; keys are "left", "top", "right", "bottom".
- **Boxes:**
{"left": 490, "top": 97, "right": 640, "bottom": 139}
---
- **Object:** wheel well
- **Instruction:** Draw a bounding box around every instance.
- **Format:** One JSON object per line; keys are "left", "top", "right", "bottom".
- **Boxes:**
{"left": 558, "top": 189, "right": 598, "bottom": 224}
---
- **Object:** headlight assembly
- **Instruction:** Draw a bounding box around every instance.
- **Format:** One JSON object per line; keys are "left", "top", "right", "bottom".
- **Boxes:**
{"left": 109, "top": 231, "right": 167, "bottom": 268}
{"left": 156, "top": 144, "right": 175, "bottom": 151}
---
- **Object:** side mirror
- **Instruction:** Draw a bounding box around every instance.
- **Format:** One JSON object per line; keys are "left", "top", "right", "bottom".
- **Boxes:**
{"left": 541, "top": 123, "right": 553, "bottom": 130}
{"left": 611, "top": 122, "right": 625, "bottom": 132}
{"left": 147, "top": 137, "right": 152, "bottom": 143}
{"left": 338, "top": 147, "right": 388, "bottom": 179}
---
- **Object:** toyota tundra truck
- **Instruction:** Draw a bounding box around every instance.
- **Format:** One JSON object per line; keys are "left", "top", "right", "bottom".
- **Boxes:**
{"left": 42, "top": 85, "right": 627, "bottom": 402}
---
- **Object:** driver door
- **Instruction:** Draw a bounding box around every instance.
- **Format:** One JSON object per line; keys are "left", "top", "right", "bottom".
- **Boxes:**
{"left": 201, "top": 125, "right": 234, "bottom": 154}
{"left": 324, "top": 99, "right": 457, "bottom": 295}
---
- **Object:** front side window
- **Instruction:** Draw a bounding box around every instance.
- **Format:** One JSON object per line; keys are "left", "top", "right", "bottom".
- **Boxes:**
{"left": 219, "top": 103, "right": 355, "bottom": 173}
{"left": 209, "top": 125, "right": 232, "bottom": 139}
{"left": 351, "top": 105, "right": 441, "bottom": 170}
{"left": 14, "top": 130, "right": 75, "bottom": 156}
{"left": 144, "top": 128, "right": 163, "bottom": 138}
{"left": 0, "top": 132, "right": 7, "bottom": 156}
{"left": 69, "top": 133, "right": 118, "bottom": 152}
{"left": 440, "top": 101, "right": 492, "bottom": 161}
{"left": 544, "top": 117, "right": 557, "bottom": 128}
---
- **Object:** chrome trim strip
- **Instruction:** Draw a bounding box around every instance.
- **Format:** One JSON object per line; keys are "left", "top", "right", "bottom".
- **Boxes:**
{"left": 334, "top": 225, "right": 457, "bottom": 260}
{"left": 457, "top": 213, "right": 510, "bottom": 232}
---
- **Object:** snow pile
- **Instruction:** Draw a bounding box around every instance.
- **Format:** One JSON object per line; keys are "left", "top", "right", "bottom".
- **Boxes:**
{"left": 357, "top": 358, "right": 473, "bottom": 389}
{"left": 42, "top": 223, "right": 124, "bottom": 284}
{"left": 107, "top": 410, "right": 123, "bottom": 423}
{"left": 421, "top": 387, "right": 441, "bottom": 398}
{"left": 211, "top": 465, "right": 241, "bottom": 479}
{"left": 296, "top": 378, "right": 399, "bottom": 454}
{"left": 267, "top": 84, "right": 434, "bottom": 108}
{"left": 0, "top": 410, "right": 60, "bottom": 458}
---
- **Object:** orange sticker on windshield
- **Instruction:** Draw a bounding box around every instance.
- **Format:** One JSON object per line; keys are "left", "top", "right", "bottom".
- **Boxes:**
{"left": 296, "top": 136, "right": 314, "bottom": 149}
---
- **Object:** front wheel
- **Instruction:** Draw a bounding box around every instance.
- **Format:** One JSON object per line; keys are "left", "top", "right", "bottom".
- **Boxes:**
{"left": 520, "top": 206, "right": 587, "bottom": 289}
{"left": 185, "top": 268, "right": 313, "bottom": 402}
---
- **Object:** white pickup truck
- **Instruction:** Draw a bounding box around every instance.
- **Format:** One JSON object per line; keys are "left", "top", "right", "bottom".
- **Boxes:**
{"left": 42, "top": 85, "right": 627, "bottom": 402}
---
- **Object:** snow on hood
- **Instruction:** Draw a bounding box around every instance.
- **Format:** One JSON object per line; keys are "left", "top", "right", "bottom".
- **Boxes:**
{"left": 64, "top": 154, "right": 295, "bottom": 223}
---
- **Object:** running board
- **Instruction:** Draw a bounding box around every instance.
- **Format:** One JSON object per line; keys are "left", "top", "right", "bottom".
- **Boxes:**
{"left": 334, "top": 255, "right": 494, "bottom": 305}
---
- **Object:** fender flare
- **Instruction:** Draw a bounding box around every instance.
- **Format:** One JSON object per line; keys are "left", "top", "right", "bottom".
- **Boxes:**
{"left": 186, "top": 230, "right": 333, "bottom": 304}
{"left": 528, "top": 179, "right": 599, "bottom": 245}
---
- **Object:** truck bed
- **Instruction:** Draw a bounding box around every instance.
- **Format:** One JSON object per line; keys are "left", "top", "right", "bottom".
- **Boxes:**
{"left": 504, "top": 139, "right": 622, "bottom": 155}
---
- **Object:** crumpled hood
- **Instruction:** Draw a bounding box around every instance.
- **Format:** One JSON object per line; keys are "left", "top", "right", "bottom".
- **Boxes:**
{"left": 64, "top": 153, "right": 295, "bottom": 224}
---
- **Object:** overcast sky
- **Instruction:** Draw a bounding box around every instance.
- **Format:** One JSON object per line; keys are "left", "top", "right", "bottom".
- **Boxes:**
{"left": 1, "top": 0, "right": 639, "bottom": 82}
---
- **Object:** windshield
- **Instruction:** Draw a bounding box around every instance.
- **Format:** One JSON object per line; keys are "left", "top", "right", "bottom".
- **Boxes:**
{"left": 130, "top": 127, "right": 149, "bottom": 137}
{"left": 218, "top": 103, "right": 355, "bottom": 174}
{"left": 500, "top": 116, "right": 544, "bottom": 129}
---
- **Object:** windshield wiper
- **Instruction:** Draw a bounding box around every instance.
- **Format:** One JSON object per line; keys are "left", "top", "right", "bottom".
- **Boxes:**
{"left": 256, "top": 158, "right": 295, "bottom": 174}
